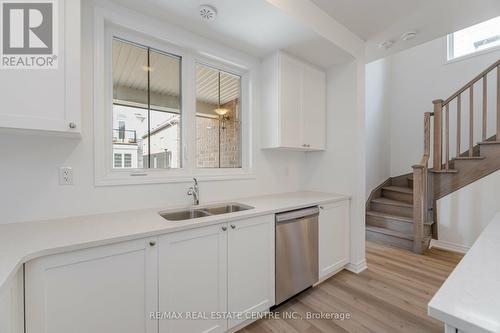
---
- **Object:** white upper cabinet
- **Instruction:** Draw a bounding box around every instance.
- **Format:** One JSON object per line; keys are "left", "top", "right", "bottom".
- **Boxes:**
{"left": 0, "top": 0, "right": 81, "bottom": 136}
{"left": 261, "top": 51, "right": 326, "bottom": 151}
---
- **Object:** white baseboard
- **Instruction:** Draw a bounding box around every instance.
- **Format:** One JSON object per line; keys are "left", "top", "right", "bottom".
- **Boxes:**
{"left": 429, "top": 239, "right": 469, "bottom": 254}
{"left": 345, "top": 259, "right": 367, "bottom": 274}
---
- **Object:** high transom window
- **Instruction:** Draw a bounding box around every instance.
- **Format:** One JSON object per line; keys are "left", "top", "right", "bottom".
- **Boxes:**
{"left": 447, "top": 16, "right": 500, "bottom": 61}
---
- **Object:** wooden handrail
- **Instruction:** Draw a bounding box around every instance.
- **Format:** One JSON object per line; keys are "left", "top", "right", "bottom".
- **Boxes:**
{"left": 443, "top": 59, "right": 500, "bottom": 106}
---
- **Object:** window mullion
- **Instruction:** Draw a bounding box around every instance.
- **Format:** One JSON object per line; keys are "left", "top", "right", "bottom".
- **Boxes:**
{"left": 147, "top": 47, "right": 151, "bottom": 169}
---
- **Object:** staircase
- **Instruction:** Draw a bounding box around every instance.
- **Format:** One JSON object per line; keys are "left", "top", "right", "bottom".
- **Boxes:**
{"left": 367, "top": 58, "right": 500, "bottom": 254}
{"left": 366, "top": 175, "right": 433, "bottom": 251}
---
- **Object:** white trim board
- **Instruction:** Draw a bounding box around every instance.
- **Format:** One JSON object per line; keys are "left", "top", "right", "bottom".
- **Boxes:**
{"left": 345, "top": 259, "right": 367, "bottom": 274}
{"left": 429, "top": 239, "right": 469, "bottom": 254}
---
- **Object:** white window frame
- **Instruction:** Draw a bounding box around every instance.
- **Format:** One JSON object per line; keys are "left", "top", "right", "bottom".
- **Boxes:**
{"left": 93, "top": 5, "right": 255, "bottom": 186}
{"left": 446, "top": 30, "right": 500, "bottom": 64}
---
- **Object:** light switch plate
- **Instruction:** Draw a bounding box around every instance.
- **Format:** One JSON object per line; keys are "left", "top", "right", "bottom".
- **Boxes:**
{"left": 59, "top": 167, "right": 74, "bottom": 185}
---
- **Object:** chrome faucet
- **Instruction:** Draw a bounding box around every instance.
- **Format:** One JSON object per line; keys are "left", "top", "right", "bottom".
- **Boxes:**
{"left": 187, "top": 178, "right": 199, "bottom": 205}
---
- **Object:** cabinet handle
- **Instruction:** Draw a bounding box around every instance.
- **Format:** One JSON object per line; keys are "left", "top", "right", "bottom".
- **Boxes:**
{"left": 149, "top": 241, "right": 156, "bottom": 247}
{"left": 221, "top": 226, "right": 227, "bottom": 231}
{"left": 230, "top": 224, "right": 236, "bottom": 229}
{"left": 68, "top": 122, "right": 76, "bottom": 129}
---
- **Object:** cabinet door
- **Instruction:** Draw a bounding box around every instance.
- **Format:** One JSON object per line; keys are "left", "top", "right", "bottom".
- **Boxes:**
{"left": 227, "top": 215, "right": 275, "bottom": 329}
{"left": 302, "top": 66, "right": 326, "bottom": 150}
{"left": 0, "top": 268, "right": 24, "bottom": 333}
{"left": 25, "top": 238, "right": 158, "bottom": 333}
{"left": 279, "top": 54, "right": 303, "bottom": 148}
{"left": 158, "top": 224, "right": 228, "bottom": 333}
{"left": 319, "top": 201, "right": 350, "bottom": 280}
{"left": 0, "top": 0, "right": 80, "bottom": 135}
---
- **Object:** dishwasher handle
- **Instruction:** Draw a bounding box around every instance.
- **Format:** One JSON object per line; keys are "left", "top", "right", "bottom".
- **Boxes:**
{"left": 276, "top": 206, "right": 320, "bottom": 223}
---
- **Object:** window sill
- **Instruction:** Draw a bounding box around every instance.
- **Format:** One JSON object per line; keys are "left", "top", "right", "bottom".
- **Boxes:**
{"left": 95, "top": 169, "right": 256, "bottom": 186}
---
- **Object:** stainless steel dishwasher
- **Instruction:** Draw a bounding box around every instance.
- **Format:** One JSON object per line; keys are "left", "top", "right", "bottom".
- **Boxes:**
{"left": 275, "top": 206, "right": 319, "bottom": 305}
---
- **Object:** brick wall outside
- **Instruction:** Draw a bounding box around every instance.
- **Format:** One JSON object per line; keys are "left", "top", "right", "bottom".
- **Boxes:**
{"left": 196, "top": 113, "right": 241, "bottom": 168}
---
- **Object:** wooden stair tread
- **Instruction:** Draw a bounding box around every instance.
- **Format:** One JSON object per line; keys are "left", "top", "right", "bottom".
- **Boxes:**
{"left": 381, "top": 185, "right": 413, "bottom": 194}
{"left": 370, "top": 197, "right": 412, "bottom": 208}
{"left": 366, "top": 225, "right": 413, "bottom": 240}
{"left": 429, "top": 168, "right": 459, "bottom": 174}
{"left": 366, "top": 210, "right": 412, "bottom": 223}
{"left": 366, "top": 210, "right": 434, "bottom": 225}
{"left": 478, "top": 141, "right": 500, "bottom": 145}
{"left": 453, "top": 156, "right": 486, "bottom": 160}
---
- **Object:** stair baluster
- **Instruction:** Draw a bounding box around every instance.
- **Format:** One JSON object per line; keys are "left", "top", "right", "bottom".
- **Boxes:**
{"left": 469, "top": 87, "right": 474, "bottom": 157}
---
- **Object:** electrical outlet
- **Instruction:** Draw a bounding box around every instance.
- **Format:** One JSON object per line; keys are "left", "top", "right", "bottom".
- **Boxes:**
{"left": 59, "top": 167, "right": 74, "bottom": 185}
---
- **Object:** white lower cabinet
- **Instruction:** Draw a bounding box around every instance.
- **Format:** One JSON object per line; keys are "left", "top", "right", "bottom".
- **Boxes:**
{"left": 318, "top": 200, "right": 350, "bottom": 280}
{"left": 159, "top": 215, "right": 275, "bottom": 332}
{"left": 158, "top": 224, "right": 228, "bottom": 333}
{"left": 20, "top": 214, "right": 284, "bottom": 332}
{"left": 0, "top": 268, "right": 24, "bottom": 333}
{"left": 227, "top": 215, "right": 275, "bottom": 328}
{"left": 25, "top": 238, "right": 158, "bottom": 333}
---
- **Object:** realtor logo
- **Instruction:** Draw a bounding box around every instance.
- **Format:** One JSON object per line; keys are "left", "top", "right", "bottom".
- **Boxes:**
{"left": 1, "top": 0, "right": 58, "bottom": 69}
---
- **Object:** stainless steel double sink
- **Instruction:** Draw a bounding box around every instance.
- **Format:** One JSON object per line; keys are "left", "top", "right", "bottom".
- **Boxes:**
{"left": 159, "top": 203, "right": 254, "bottom": 221}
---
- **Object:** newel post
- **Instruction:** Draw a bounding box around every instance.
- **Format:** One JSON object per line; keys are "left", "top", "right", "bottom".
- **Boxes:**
{"left": 433, "top": 99, "right": 443, "bottom": 171}
{"left": 412, "top": 165, "right": 425, "bottom": 254}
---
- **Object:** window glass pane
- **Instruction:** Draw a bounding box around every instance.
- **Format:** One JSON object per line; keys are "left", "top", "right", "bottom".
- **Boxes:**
{"left": 114, "top": 153, "right": 122, "bottom": 168}
{"left": 148, "top": 49, "right": 181, "bottom": 169}
{"left": 124, "top": 154, "right": 132, "bottom": 168}
{"left": 195, "top": 64, "right": 241, "bottom": 168}
{"left": 112, "top": 38, "right": 148, "bottom": 169}
{"left": 112, "top": 37, "right": 181, "bottom": 169}
{"left": 449, "top": 16, "right": 500, "bottom": 60}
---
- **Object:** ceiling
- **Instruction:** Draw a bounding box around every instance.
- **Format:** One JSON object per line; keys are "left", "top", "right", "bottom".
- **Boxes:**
{"left": 113, "top": 39, "right": 240, "bottom": 106}
{"left": 310, "top": 0, "right": 500, "bottom": 62}
{"left": 111, "top": 0, "right": 500, "bottom": 65}
{"left": 309, "top": 0, "right": 430, "bottom": 41}
{"left": 111, "top": 0, "right": 353, "bottom": 69}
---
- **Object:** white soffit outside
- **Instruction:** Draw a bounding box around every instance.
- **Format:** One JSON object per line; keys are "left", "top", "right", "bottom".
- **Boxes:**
{"left": 111, "top": 0, "right": 353, "bottom": 69}
{"left": 112, "top": 40, "right": 240, "bottom": 105}
{"left": 310, "top": 0, "right": 500, "bottom": 62}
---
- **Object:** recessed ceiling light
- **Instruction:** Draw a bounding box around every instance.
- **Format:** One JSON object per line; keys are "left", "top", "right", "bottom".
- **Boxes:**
{"left": 401, "top": 31, "right": 417, "bottom": 41}
{"left": 199, "top": 5, "right": 217, "bottom": 21}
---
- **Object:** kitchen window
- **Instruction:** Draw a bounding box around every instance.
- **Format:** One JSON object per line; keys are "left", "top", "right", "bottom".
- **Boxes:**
{"left": 94, "top": 19, "right": 253, "bottom": 185}
{"left": 112, "top": 37, "right": 182, "bottom": 170}
{"left": 447, "top": 16, "right": 500, "bottom": 61}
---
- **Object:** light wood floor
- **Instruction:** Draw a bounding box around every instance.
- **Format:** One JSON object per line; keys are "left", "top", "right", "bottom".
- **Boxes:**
{"left": 239, "top": 241, "right": 463, "bottom": 333}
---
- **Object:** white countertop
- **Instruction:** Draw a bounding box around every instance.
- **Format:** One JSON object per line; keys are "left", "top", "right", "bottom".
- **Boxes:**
{"left": 429, "top": 212, "right": 500, "bottom": 333}
{"left": 0, "top": 191, "right": 349, "bottom": 294}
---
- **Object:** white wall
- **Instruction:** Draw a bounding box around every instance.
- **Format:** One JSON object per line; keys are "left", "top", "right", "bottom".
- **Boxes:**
{"left": 302, "top": 60, "right": 366, "bottom": 272}
{"left": 0, "top": 1, "right": 305, "bottom": 225}
{"left": 389, "top": 37, "right": 500, "bottom": 176}
{"left": 365, "top": 58, "right": 392, "bottom": 198}
{"left": 436, "top": 169, "right": 500, "bottom": 251}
